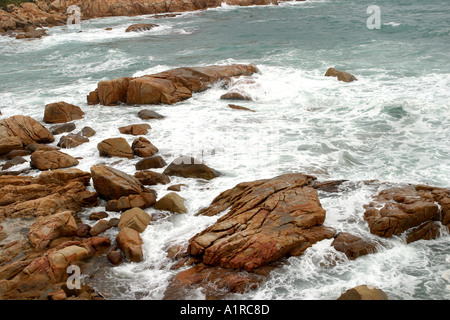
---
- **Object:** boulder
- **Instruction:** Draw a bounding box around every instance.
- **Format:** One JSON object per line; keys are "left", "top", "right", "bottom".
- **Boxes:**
{"left": 116, "top": 227, "right": 144, "bottom": 262}
{"left": 89, "top": 211, "right": 109, "bottom": 221}
{"left": 30, "top": 150, "right": 79, "bottom": 170}
{"left": 6, "top": 149, "right": 31, "bottom": 160}
{"left": 50, "top": 122, "right": 76, "bottom": 135}
{"left": 325, "top": 68, "right": 357, "bottom": 83}
{"left": 89, "top": 219, "right": 114, "bottom": 236}
{"left": 337, "top": 285, "right": 389, "bottom": 300}
{"left": 138, "top": 109, "right": 164, "bottom": 120}
{"left": 363, "top": 185, "right": 448, "bottom": 238}
{"left": 125, "top": 23, "right": 158, "bottom": 32}
{"left": 0, "top": 136, "right": 23, "bottom": 155}
{"left": 32, "top": 168, "right": 91, "bottom": 186}
{"left": 78, "top": 126, "right": 96, "bottom": 138}
{"left": 134, "top": 170, "right": 170, "bottom": 185}
{"left": 1, "top": 156, "right": 27, "bottom": 170}
{"left": 106, "top": 191, "right": 156, "bottom": 212}
{"left": 131, "top": 136, "right": 158, "bottom": 157}
{"left": 43, "top": 102, "right": 84, "bottom": 124}
{"left": 28, "top": 211, "right": 78, "bottom": 250}
{"left": 86, "top": 90, "right": 99, "bottom": 105}
{"left": 331, "top": 232, "right": 377, "bottom": 260}
{"left": 163, "top": 156, "right": 220, "bottom": 180}
{"left": 189, "top": 173, "right": 336, "bottom": 271}
{"left": 90, "top": 164, "right": 144, "bottom": 201}
{"left": 135, "top": 155, "right": 167, "bottom": 170}
{"left": 119, "top": 124, "right": 151, "bottom": 136}
{"left": 88, "top": 64, "right": 259, "bottom": 106}
{"left": 0, "top": 115, "right": 54, "bottom": 146}
{"left": 118, "top": 207, "right": 151, "bottom": 232}
{"left": 220, "top": 91, "right": 252, "bottom": 101}
{"left": 107, "top": 251, "right": 123, "bottom": 265}
{"left": 57, "top": 133, "right": 89, "bottom": 148}
{"left": 154, "top": 192, "right": 187, "bottom": 214}
{"left": 97, "top": 137, "right": 134, "bottom": 159}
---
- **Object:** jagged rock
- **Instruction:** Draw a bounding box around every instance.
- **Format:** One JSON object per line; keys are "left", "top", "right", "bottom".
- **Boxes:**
{"left": 331, "top": 232, "right": 378, "bottom": 260}
{"left": 30, "top": 150, "right": 79, "bottom": 170}
{"left": 163, "top": 156, "right": 220, "bottom": 180}
{"left": 189, "top": 173, "right": 336, "bottom": 271}
{"left": 131, "top": 137, "right": 158, "bottom": 158}
{"left": 43, "top": 101, "right": 85, "bottom": 124}
{"left": 97, "top": 137, "right": 133, "bottom": 159}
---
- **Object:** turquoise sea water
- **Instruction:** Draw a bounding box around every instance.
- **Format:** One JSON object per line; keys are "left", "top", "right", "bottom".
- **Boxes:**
{"left": 0, "top": 0, "right": 449, "bottom": 299}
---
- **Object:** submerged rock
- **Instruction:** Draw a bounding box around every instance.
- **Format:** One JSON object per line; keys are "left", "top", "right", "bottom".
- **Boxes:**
{"left": 125, "top": 23, "right": 158, "bottom": 32}
{"left": 325, "top": 68, "right": 357, "bottom": 83}
{"left": 163, "top": 156, "right": 220, "bottom": 180}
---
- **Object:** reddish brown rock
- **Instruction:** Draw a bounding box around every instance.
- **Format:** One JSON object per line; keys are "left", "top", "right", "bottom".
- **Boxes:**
{"left": 337, "top": 285, "right": 389, "bottom": 300}
{"left": 116, "top": 227, "right": 144, "bottom": 263}
{"left": 30, "top": 150, "right": 79, "bottom": 170}
{"left": 188, "top": 173, "right": 336, "bottom": 272}
{"left": 331, "top": 232, "right": 378, "bottom": 260}
{"left": 88, "top": 64, "right": 259, "bottom": 106}
{"left": 118, "top": 207, "right": 151, "bottom": 233}
{"left": 154, "top": 192, "right": 187, "bottom": 214}
{"left": 134, "top": 170, "right": 170, "bottom": 186}
{"left": 135, "top": 155, "right": 167, "bottom": 170}
{"left": 97, "top": 137, "right": 134, "bottom": 159}
{"left": 90, "top": 164, "right": 144, "bottom": 201}
{"left": 363, "top": 185, "right": 449, "bottom": 238}
{"left": 57, "top": 133, "right": 89, "bottom": 149}
{"left": 32, "top": 168, "right": 91, "bottom": 186}
{"left": 119, "top": 124, "right": 151, "bottom": 136}
{"left": 131, "top": 136, "right": 158, "bottom": 158}
{"left": 0, "top": 136, "right": 23, "bottom": 155}
{"left": 0, "top": 115, "right": 54, "bottom": 146}
{"left": 50, "top": 122, "right": 77, "bottom": 135}
{"left": 228, "top": 104, "right": 255, "bottom": 112}
{"left": 43, "top": 102, "right": 84, "bottom": 124}
{"left": 325, "top": 68, "right": 357, "bottom": 83}
{"left": 105, "top": 192, "right": 156, "bottom": 212}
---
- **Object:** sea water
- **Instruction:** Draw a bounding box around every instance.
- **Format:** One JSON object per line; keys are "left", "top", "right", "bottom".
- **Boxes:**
{"left": 0, "top": 0, "right": 449, "bottom": 300}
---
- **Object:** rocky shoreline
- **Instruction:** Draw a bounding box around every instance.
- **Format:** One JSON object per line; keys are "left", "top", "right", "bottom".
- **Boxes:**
{"left": 0, "top": 62, "right": 449, "bottom": 300}
{"left": 0, "top": 0, "right": 303, "bottom": 38}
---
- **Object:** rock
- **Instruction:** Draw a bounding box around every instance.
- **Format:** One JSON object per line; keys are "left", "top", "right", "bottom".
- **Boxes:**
{"left": 50, "top": 122, "right": 76, "bottom": 135}
{"left": 32, "top": 168, "right": 91, "bottom": 186}
{"left": 118, "top": 207, "right": 151, "bottom": 232}
{"left": 134, "top": 170, "right": 170, "bottom": 186}
{"left": 163, "top": 156, "right": 220, "bottom": 180}
{"left": 119, "top": 124, "right": 151, "bottom": 135}
{"left": 131, "top": 137, "right": 158, "bottom": 158}
{"left": 405, "top": 221, "right": 443, "bottom": 244}
{"left": 228, "top": 104, "right": 255, "bottom": 112}
{"left": 125, "top": 23, "right": 158, "bottom": 32}
{"left": 30, "top": 150, "right": 79, "bottom": 170}
{"left": 28, "top": 211, "right": 78, "bottom": 250}
{"left": 167, "top": 184, "right": 186, "bottom": 192}
{"left": 89, "top": 64, "right": 259, "bottom": 106}
{"left": 90, "top": 164, "right": 144, "bottom": 201}
{"left": 135, "top": 155, "right": 167, "bottom": 170}
{"left": 6, "top": 149, "right": 31, "bottom": 160}
{"left": 363, "top": 185, "right": 448, "bottom": 238}
{"left": 116, "top": 227, "right": 144, "bottom": 262}
{"left": 107, "top": 251, "right": 123, "bottom": 265}
{"left": 25, "top": 142, "right": 59, "bottom": 153}
{"left": 220, "top": 91, "right": 252, "bottom": 101}
{"left": 1, "top": 156, "right": 27, "bottom": 170}
{"left": 43, "top": 101, "right": 85, "bottom": 124}
{"left": 89, "top": 219, "right": 113, "bottom": 236}
{"left": 337, "top": 285, "right": 389, "bottom": 300}
{"left": 106, "top": 191, "right": 156, "bottom": 212}
{"left": 78, "top": 126, "right": 96, "bottom": 138}
{"left": 97, "top": 137, "right": 134, "bottom": 159}
{"left": 87, "top": 90, "right": 99, "bottom": 105}
{"left": 325, "top": 68, "right": 357, "bottom": 83}
{"left": 89, "top": 211, "right": 109, "bottom": 221}
{"left": 138, "top": 109, "right": 164, "bottom": 120}
{"left": 57, "top": 133, "right": 89, "bottom": 148}
{"left": 189, "top": 173, "right": 336, "bottom": 272}
{"left": 154, "top": 192, "right": 187, "bottom": 214}
{"left": 0, "top": 115, "right": 54, "bottom": 146}
{"left": 163, "top": 262, "right": 265, "bottom": 300}
{"left": 15, "top": 28, "right": 48, "bottom": 39}
{"left": 331, "top": 232, "right": 378, "bottom": 260}
{"left": 0, "top": 136, "right": 23, "bottom": 155}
